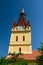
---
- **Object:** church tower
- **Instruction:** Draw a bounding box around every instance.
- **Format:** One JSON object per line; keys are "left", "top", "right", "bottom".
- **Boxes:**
{"left": 8, "top": 8, "right": 32, "bottom": 54}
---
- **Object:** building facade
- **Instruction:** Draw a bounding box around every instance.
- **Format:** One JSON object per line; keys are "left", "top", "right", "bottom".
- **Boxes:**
{"left": 8, "top": 8, "right": 32, "bottom": 54}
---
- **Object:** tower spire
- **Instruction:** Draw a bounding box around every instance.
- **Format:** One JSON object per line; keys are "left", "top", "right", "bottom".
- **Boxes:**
{"left": 21, "top": 5, "right": 25, "bottom": 13}
{"left": 17, "top": 6, "right": 26, "bottom": 26}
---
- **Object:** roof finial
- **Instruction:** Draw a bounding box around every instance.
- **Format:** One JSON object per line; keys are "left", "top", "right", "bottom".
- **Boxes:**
{"left": 21, "top": 5, "right": 25, "bottom": 13}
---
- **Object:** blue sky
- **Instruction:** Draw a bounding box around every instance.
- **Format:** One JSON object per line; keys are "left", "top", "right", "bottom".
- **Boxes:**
{"left": 0, "top": 0, "right": 43, "bottom": 56}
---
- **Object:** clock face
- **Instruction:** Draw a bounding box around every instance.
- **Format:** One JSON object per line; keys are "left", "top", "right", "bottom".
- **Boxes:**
{"left": 16, "top": 26, "right": 25, "bottom": 30}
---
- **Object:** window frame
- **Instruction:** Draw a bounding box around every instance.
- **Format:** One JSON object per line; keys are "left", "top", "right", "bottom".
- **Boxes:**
{"left": 16, "top": 36, "right": 18, "bottom": 41}
{"left": 23, "top": 36, "right": 25, "bottom": 41}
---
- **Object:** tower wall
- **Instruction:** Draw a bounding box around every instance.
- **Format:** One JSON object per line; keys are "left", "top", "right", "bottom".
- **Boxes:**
{"left": 8, "top": 26, "right": 32, "bottom": 54}
{"left": 8, "top": 45, "right": 32, "bottom": 54}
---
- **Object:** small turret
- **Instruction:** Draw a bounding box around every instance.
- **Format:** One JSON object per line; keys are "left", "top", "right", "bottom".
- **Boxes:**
{"left": 12, "top": 20, "right": 16, "bottom": 27}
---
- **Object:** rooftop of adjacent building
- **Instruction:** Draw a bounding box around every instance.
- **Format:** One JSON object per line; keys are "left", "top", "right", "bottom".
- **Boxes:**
{"left": 6, "top": 50, "right": 41, "bottom": 61}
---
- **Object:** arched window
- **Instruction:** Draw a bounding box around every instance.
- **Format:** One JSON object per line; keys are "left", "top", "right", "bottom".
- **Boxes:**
{"left": 16, "top": 36, "right": 18, "bottom": 41}
{"left": 23, "top": 36, "right": 25, "bottom": 41}
{"left": 19, "top": 48, "right": 21, "bottom": 53}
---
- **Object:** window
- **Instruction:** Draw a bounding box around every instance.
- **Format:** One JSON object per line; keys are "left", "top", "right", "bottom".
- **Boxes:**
{"left": 19, "top": 48, "right": 21, "bottom": 53}
{"left": 16, "top": 36, "right": 18, "bottom": 41}
{"left": 23, "top": 36, "right": 25, "bottom": 41}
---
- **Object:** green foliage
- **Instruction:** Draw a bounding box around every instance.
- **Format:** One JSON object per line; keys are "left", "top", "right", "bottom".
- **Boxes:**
{"left": 0, "top": 52, "right": 28, "bottom": 65}
{"left": 13, "top": 58, "right": 28, "bottom": 65}
{"left": 38, "top": 42, "right": 43, "bottom": 54}
{"left": 8, "top": 52, "right": 16, "bottom": 56}
{"left": 36, "top": 42, "right": 43, "bottom": 65}
{"left": 0, "top": 57, "right": 8, "bottom": 65}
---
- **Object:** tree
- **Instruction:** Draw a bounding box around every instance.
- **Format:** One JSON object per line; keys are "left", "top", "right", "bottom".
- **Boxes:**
{"left": 8, "top": 52, "right": 22, "bottom": 62}
{"left": 0, "top": 52, "right": 28, "bottom": 65}
{"left": 7, "top": 52, "right": 28, "bottom": 65}
{"left": 0, "top": 56, "right": 8, "bottom": 65}
{"left": 36, "top": 42, "right": 43, "bottom": 65}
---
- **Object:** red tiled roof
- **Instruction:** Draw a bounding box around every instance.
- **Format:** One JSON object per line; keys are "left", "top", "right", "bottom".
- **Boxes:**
{"left": 12, "top": 10, "right": 30, "bottom": 27}
{"left": 17, "top": 19, "right": 27, "bottom": 26}
{"left": 13, "top": 20, "right": 30, "bottom": 27}
{"left": 17, "top": 12, "right": 27, "bottom": 26}
{"left": 18, "top": 50, "right": 41, "bottom": 61}
{"left": 17, "top": 11, "right": 30, "bottom": 26}
{"left": 17, "top": 20, "right": 30, "bottom": 27}
{"left": 6, "top": 50, "right": 41, "bottom": 61}
{"left": 6, "top": 55, "right": 14, "bottom": 59}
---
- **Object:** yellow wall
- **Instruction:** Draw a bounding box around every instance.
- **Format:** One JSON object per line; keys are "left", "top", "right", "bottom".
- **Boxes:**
{"left": 8, "top": 45, "right": 32, "bottom": 54}
{"left": 8, "top": 26, "right": 32, "bottom": 54}
{"left": 10, "top": 31, "right": 31, "bottom": 45}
